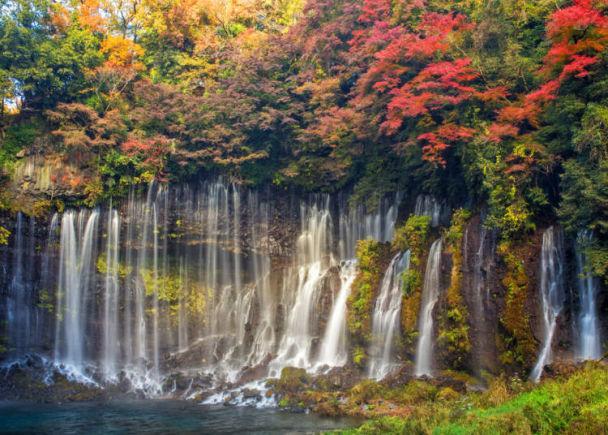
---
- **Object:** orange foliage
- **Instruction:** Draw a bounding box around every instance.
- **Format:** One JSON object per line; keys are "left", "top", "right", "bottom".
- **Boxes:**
{"left": 100, "top": 36, "right": 145, "bottom": 71}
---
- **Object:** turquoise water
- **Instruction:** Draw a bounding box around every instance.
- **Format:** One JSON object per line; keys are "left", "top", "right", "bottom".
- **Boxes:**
{"left": 0, "top": 401, "right": 357, "bottom": 434}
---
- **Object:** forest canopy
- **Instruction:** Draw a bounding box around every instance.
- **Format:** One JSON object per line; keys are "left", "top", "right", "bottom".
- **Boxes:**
{"left": 1, "top": 0, "right": 608, "bottom": 268}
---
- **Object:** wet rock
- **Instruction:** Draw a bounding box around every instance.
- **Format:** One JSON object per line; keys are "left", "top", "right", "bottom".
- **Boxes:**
{"left": 242, "top": 388, "right": 261, "bottom": 399}
{"left": 236, "top": 353, "right": 273, "bottom": 385}
{"left": 313, "top": 366, "right": 363, "bottom": 391}
{"left": 381, "top": 363, "right": 414, "bottom": 387}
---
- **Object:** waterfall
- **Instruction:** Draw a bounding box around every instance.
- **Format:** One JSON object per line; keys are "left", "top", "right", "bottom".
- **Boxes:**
{"left": 317, "top": 259, "right": 358, "bottom": 367}
{"left": 530, "top": 226, "right": 565, "bottom": 382}
{"left": 6, "top": 213, "right": 32, "bottom": 356}
{"left": 123, "top": 189, "right": 136, "bottom": 366}
{"left": 177, "top": 259, "right": 188, "bottom": 352}
{"left": 272, "top": 198, "right": 334, "bottom": 372}
{"left": 414, "top": 195, "right": 445, "bottom": 227}
{"left": 54, "top": 210, "right": 99, "bottom": 373}
{"left": 102, "top": 208, "right": 120, "bottom": 381}
{"left": 3, "top": 179, "right": 404, "bottom": 392}
{"left": 246, "top": 191, "right": 275, "bottom": 368}
{"left": 415, "top": 238, "right": 443, "bottom": 377}
{"left": 466, "top": 221, "right": 497, "bottom": 372}
{"left": 338, "top": 196, "right": 398, "bottom": 259}
{"left": 576, "top": 231, "right": 602, "bottom": 361}
{"left": 152, "top": 202, "right": 160, "bottom": 382}
{"left": 39, "top": 213, "right": 59, "bottom": 350}
{"left": 368, "top": 251, "right": 411, "bottom": 380}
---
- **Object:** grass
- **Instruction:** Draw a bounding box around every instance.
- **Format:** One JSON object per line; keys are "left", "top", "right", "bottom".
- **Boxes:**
{"left": 334, "top": 362, "right": 608, "bottom": 434}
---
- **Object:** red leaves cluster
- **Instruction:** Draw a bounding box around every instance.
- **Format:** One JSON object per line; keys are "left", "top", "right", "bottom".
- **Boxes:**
{"left": 121, "top": 135, "right": 172, "bottom": 175}
{"left": 347, "top": 2, "right": 504, "bottom": 166}
{"left": 492, "top": 0, "right": 608, "bottom": 142}
{"left": 382, "top": 58, "right": 499, "bottom": 135}
{"left": 547, "top": 0, "right": 608, "bottom": 40}
{"left": 417, "top": 124, "right": 474, "bottom": 167}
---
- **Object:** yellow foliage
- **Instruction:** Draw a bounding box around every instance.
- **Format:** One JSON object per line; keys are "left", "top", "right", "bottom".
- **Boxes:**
{"left": 100, "top": 36, "right": 145, "bottom": 71}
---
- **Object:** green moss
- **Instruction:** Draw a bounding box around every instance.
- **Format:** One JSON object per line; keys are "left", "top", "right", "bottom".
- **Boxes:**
{"left": 392, "top": 215, "right": 431, "bottom": 262}
{"left": 338, "top": 363, "right": 608, "bottom": 434}
{"left": 270, "top": 367, "right": 311, "bottom": 408}
{"left": 392, "top": 215, "right": 431, "bottom": 351}
{"left": 96, "top": 255, "right": 207, "bottom": 321}
{"left": 347, "top": 239, "right": 390, "bottom": 367}
{"left": 497, "top": 240, "right": 536, "bottom": 368}
{"left": 400, "top": 268, "right": 421, "bottom": 298}
{"left": 37, "top": 289, "right": 54, "bottom": 313}
{"left": 437, "top": 209, "right": 471, "bottom": 369}
{"left": 140, "top": 268, "right": 208, "bottom": 319}
{"left": 0, "top": 226, "right": 9, "bottom": 245}
{"left": 437, "top": 387, "right": 460, "bottom": 402}
{"left": 352, "top": 346, "right": 367, "bottom": 367}
{"left": 96, "top": 253, "right": 131, "bottom": 278}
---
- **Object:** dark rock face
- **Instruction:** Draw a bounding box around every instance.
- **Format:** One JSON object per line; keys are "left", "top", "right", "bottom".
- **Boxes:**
{"left": 235, "top": 354, "right": 273, "bottom": 385}
{"left": 312, "top": 366, "right": 363, "bottom": 392}
{"left": 460, "top": 216, "right": 500, "bottom": 374}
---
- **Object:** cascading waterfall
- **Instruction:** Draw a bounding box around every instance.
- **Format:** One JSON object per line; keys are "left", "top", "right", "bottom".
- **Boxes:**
{"left": 530, "top": 226, "right": 565, "bottom": 382}
{"left": 317, "top": 259, "right": 358, "bottom": 367}
{"left": 414, "top": 195, "right": 445, "bottom": 227}
{"left": 102, "top": 208, "right": 120, "bottom": 381}
{"left": 3, "top": 179, "right": 401, "bottom": 395}
{"left": 272, "top": 198, "right": 334, "bottom": 372}
{"left": 415, "top": 238, "right": 443, "bottom": 377}
{"left": 245, "top": 191, "right": 275, "bottom": 368}
{"left": 576, "top": 231, "right": 602, "bottom": 361}
{"left": 38, "top": 213, "right": 59, "bottom": 350}
{"left": 54, "top": 209, "right": 99, "bottom": 373}
{"left": 465, "top": 221, "right": 497, "bottom": 372}
{"left": 338, "top": 196, "right": 398, "bottom": 259}
{"left": 368, "top": 251, "right": 411, "bottom": 380}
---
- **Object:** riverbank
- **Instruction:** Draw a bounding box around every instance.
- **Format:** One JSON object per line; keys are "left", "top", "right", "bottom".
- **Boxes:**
{"left": 1, "top": 357, "right": 606, "bottom": 433}
{"left": 332, "top": 362, "right": 608, "bottom": 433}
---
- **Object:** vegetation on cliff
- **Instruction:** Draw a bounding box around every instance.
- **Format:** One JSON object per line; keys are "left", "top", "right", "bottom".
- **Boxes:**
{"left": 497, "top": 239, "right": 537, "bottom": 369}
{"left": 393, "top": 215, "right": 431, "bottom": 353}
{"left": 437, "top": 208, "right": 472, "bottom": 370}
{"left": 347, "top": 239, "right": 391, "bottom": 367}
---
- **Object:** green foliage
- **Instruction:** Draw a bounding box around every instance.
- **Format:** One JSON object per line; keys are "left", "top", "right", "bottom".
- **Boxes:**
{"left": 347, "top": 239, "right": 389, "bottom": 366}
{"left": 573, "top": 103, "right": 608, "bottom": 161}
{"left": 140, "top": 267, "right": 207, "bottom": 319}
{"left": 0, "top": 225, "right": 9, "bottom": 245}
{"left": 392, "top": 215, "right": 431, "bottom": 262}
{"left": 438, "top": 209, "right": 471, "bottom": 369}
{"left": 585, "top": 245, "right": 608, "bottom": 286}
{"left": 392, "top": 215, "right": 431, "bottom": 349}
{"left": 497, "top": 240, "right": 536, "bottom": 368}
{"left": 339, "top": 364, "right": 608, "bottom": 434}
{"left": 438, "top": 363, "right": 608, "bottom": 434}
{"left": 400, "top": 268, "right": 420, "bottom": 298}
{"left": 0, "top": 120, "right": 42, "bottom": 172}
{"left": 36, "top": 289, "right": 53, "bottom": 313}
{"left": 559, "top": 159, "right": 608, "bottom": 239}
{"left": 0, "top": 1, "right": 102, "bottom": 109}
{"left": 476, "top": 145, "right": 535, "bottom": 238}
